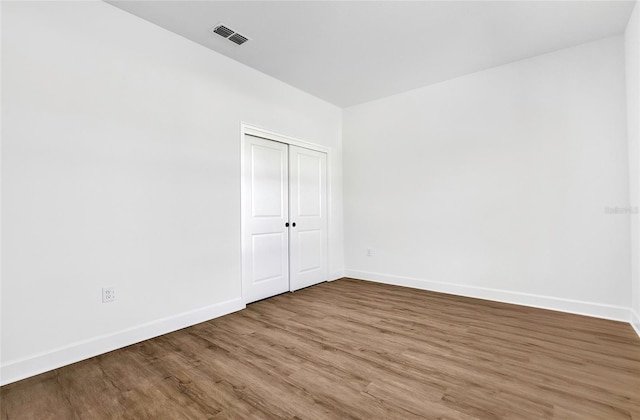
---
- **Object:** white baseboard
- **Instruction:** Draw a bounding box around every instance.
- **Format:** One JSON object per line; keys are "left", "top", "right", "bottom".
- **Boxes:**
{"left": 632, "top": 310, "right": 640, "bottom": 339}
{"left": 0, "top": 298, "right": 245, "bottom": 386}
{"left": 345, "top": 270, "right": 631, "bottom": 323}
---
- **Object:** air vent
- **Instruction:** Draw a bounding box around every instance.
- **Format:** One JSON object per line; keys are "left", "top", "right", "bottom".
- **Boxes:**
{"left": 228, "top": 33, "right": 248, "bottom": 45}
{"left": 211, "top": 24, "right": 250, "bottom": 46}
{"left": 212, "top": 25, "right": 234, "bottom": 38}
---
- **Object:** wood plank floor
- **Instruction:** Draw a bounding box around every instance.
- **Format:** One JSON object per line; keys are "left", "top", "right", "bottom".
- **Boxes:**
{"left": 2, "top": 278, "right": 640, "bottom": 419}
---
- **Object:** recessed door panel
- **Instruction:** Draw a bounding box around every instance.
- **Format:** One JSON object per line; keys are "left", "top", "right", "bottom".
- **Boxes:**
{"left": 252, "top": 145, "right": 286, "bottom": 218}
{"left": 296, "top": 154, "right": 322, "bottom": 217}
{"left": 297, "top": 229, "right": 322, "bottom": 273}
{"left": 252, "top": 232, "right": 284, "bottom": 283}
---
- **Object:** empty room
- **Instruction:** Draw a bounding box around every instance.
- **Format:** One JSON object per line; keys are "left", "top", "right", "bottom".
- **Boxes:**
{"left": 2, "top": 0, "right": 640, "bottom": 418}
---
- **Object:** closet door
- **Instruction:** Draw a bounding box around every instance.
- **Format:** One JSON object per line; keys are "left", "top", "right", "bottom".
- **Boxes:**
{"left": 242, "top": 135, "right": 290, "bottom": 303}
{"left": 288, "top": 145, "right": 328, "bottom": 291}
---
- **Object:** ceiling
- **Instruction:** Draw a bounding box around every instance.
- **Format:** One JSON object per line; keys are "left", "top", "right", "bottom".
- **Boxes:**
{"left": 108, "top": 1, "right": 635, "bottom": 108}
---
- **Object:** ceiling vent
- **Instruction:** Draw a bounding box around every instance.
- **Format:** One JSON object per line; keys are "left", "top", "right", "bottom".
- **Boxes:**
{"left": 228, "top": 33, "right": 249, "bottom": 45}
{"left": 212, "top": 25, "right": 234, "bottom": 38}
{"left": 211, "top": 24, "right": 250, "bottom": 46}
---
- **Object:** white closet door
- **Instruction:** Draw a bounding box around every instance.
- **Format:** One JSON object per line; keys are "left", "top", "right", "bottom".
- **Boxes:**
{"left": 242, "top": 135, "right": 290, "bottom": 303}
{"left": 288, "top": 145, "right": 328, "bottom": 291}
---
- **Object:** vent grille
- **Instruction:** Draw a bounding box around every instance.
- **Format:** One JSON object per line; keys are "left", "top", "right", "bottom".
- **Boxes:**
{"left": 228, "top": 33, "right": 249, "bottom": 45}
{"left": 212, "top": 25, "right": 234, "bottom": 38}
{"left": 211, "top": 24, "right": 250, "bottom": 46}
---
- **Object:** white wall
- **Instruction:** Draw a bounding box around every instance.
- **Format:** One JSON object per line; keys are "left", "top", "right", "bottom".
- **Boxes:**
{"left": 1, "top": 1, "right": 343, "bottom": 384}
{"left": 344, "top": 36, "right": 631, "bottom": 320}
{"left": 627, "top": 0, "right": 640, "bottom": 335}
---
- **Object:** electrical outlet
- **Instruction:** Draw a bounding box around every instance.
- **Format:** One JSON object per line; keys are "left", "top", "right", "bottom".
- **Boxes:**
{"left": 102, "top": 287, "right": 116, "bottom": 303}
{"left": 367, "top": 248, "right": 373, "bottom": 257}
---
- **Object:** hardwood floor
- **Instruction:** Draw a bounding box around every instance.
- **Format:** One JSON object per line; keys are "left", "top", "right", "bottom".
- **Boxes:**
{"left": 2, "top": 278, "right": 640, "bottom": 419}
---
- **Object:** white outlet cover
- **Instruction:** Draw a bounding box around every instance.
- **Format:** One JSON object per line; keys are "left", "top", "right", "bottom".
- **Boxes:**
{"left": 102, "top": 287, "right": 116, "bottom": 303}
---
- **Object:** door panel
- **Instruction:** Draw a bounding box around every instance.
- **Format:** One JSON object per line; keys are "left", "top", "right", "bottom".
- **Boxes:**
{"left": 242, "top": 135, "right": 289, "bottom": 303}
{"left": 298, "top": 230, "right": 323, "bottom": 273}
{"left": 252, "top": 232, "right": 285, "bottom": 282}
{"left": 289, "top": 145, "right": 328, "bottom": 291}
{"left": 296, "top": 154, "right": 322, "bottom": 217}
{"left": 251, "top": 145, "right": 286, "bottom": 217}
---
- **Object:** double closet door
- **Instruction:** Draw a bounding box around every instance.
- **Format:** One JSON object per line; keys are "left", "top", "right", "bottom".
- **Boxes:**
{"left": 242, "top": 134, "right": 328, "bottom": 304}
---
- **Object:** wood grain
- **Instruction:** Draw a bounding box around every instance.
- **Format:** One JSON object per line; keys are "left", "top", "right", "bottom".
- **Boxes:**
{"left": 2, "top": 278, "right": 639, "bottom": 419}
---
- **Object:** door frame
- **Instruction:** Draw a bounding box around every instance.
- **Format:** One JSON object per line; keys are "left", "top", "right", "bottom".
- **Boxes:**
{"left": 240, "top": 122, "right": 332, "bottom": 303}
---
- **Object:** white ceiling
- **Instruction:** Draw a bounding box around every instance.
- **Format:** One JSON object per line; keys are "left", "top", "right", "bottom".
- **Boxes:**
{"left": 108, "top": 1, "right": 635, "bottom": 108}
